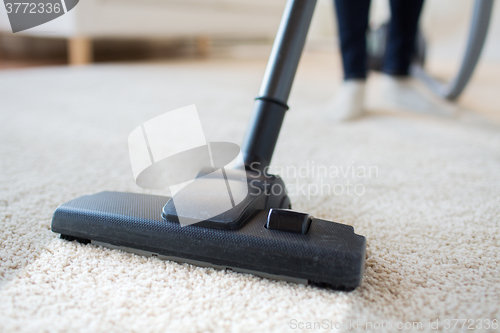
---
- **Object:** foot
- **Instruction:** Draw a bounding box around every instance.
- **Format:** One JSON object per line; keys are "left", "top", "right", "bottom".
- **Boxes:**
{"left": 327, "top": 79, "right": 366, "bottom": 121}
{"left": 372, "top": 74, "right": 456, "bottom": 117}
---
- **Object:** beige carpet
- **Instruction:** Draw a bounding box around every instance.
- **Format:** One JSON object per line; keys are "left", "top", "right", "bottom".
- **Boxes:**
{"left": 1, "top": 54, "right": 499, "bottom": 332}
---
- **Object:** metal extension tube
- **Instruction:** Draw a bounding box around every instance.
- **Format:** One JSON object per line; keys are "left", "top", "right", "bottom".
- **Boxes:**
{"left": 241, "top": 0, "right": 317, "bottom": 170}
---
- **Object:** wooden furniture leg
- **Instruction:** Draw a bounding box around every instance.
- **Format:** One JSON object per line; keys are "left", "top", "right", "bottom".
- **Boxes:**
{"left": 197, "top": 36, "right": 211, "bottom": 57}
{"left": 68, "top": 37, "right": 92, "bottom": 66}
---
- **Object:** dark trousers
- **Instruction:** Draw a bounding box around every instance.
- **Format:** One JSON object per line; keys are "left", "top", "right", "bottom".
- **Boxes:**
{"left": 334, "top": 0, "right": 425, "bottom": 80}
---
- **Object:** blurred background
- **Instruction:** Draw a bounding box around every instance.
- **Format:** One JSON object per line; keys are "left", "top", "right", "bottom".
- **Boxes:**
{"left": 1, "top": 0, "right": 499, "bottom": 64}
{"left": 1, "top": 0, "right": 499, "bottom": 65}
{"left": 0, "top": 0, "right": 499, "bottom": 119}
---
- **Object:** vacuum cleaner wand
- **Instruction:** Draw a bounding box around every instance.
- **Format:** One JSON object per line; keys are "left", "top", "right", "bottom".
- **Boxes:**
{"left": 241, "top": 0, "right": 316, "bottom": 170}
{"left": 51, "top": 0, "right": 366, "bottom": 290}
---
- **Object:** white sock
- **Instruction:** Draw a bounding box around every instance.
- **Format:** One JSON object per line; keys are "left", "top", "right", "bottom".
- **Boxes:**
{"left": 328, "top": 79, "right": 366, "bottom": 121}
{"left": 373, "top": 74, "right": 455, "bottom": 117}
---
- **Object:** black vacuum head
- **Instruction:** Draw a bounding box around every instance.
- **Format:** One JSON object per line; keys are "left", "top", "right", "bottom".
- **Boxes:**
{"left": 49, "top": 0, "right": 372, "bottom": 291}
{"left": 51, "top": 191, "right": 366, "bottom": 290}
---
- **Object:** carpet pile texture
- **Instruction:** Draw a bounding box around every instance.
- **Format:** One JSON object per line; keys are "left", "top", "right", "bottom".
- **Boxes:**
{"left": 0, "top": 58, "right": 499, "bottom": 332}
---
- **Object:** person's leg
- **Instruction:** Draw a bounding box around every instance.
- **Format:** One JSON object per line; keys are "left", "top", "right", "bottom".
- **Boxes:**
{"left": 334, "top": 0, "right": 372, "bottom": 80}
{"left": 376, "top": 0, "right": 454, "bottom": 117}
{"left": 328, "top": 0, "right": 371, "bottom": 121}
{"left": 384, "top": 0, "right": 425, "bottom": 76}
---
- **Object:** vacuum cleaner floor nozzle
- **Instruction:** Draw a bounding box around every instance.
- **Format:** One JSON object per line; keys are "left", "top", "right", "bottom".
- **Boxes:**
{"left": 52, "top": 191, "right": 366, "bottom": 290}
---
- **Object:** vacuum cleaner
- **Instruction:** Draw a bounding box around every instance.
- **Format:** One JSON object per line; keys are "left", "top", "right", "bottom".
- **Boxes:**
{"left": 51, "top": 0, "right": 366, "bottom": 290}
{"left": 51, "top": 0, "right": 494, "bottom": 290}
